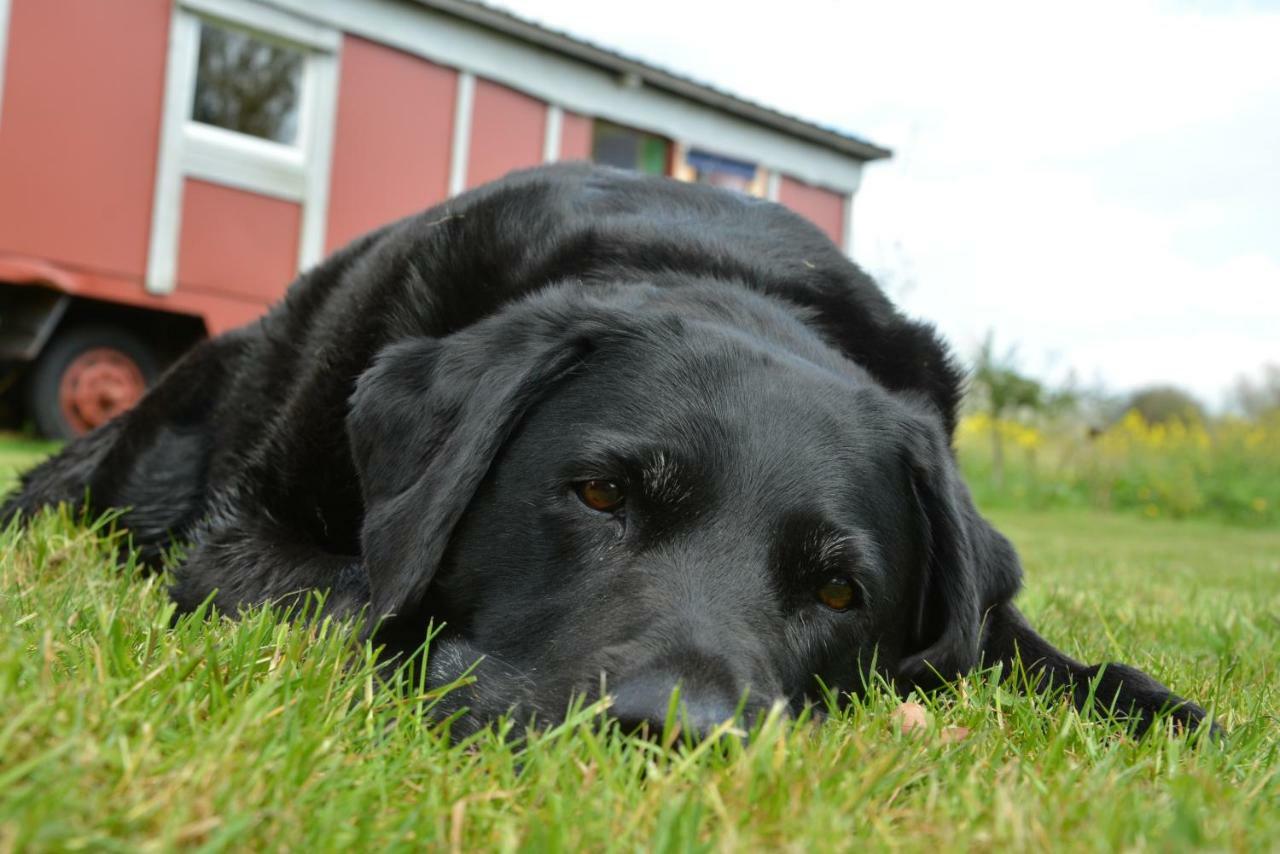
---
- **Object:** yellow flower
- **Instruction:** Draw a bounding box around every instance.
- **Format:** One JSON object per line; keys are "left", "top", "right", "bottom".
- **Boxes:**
{"left": 1012, "top": 424, "right": 1043, "bottom": 450}
{"left": 1253, "top": 497, "right": 1269, "bottom": 513}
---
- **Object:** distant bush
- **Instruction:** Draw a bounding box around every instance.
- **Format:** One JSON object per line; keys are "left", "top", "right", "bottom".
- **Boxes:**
{"left": 1122, "top": 386, "right": 1206, "bottom": 425}
{"left": 957, "top": 409, "right": 1280, "bottom": 527}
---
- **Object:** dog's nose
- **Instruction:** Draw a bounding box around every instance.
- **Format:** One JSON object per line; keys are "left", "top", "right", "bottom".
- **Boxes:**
{"left": 609, "top": 671, "right": 740, "bottom": 738}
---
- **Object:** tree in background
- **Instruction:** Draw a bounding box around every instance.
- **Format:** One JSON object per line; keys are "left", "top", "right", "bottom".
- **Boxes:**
{"left": 1123, "top": 385, "right": 1205, "bottom": 425}
{"left": 1231, "top": 363, "right": 1280, "bottom": 419}
{"left": 969, "top": 333, "right": 1045, "bottom": 487}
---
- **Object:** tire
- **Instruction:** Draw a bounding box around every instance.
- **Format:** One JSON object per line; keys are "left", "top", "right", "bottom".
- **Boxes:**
{"left": 25, "top": 324, "right": 159, "bottom": 440}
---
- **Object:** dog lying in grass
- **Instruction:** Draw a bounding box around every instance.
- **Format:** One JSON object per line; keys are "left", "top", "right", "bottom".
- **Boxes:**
{"left": 2, "top": 164, "right": 1216, "bottom": 738}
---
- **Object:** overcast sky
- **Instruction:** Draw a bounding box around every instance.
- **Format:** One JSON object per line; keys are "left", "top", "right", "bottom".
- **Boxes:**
{"left": 492, "top": 0, "right": 1279, "bottom": 407}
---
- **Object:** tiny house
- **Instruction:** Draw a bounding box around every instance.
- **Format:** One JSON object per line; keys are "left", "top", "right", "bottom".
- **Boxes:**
{"left": 0, "top": 0, "right": 889, "bottom": 437}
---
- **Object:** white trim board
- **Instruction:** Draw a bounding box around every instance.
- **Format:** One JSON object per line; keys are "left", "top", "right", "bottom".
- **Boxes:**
{"left": 146, "top": 9, "right": 201, "bottom": 295}
{"left": 542, "top": 104, "right": 563, "bottom": 163}
{"left": 842, "top": 192, "right": 855, "bottom": 256}
{"left": 258, "top": 0, "right": 866, "bottom": 193}
{"left": 298, "top": 43, "right": 340, "bottom": 269}
{"left": 0, "top": 0, "right": 13, "bottom": 132}
{"left": 448, "top": 71, "right": 475, "bottom": 196}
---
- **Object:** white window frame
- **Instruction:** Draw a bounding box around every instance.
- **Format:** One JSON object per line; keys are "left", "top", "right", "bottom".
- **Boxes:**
{"left": 146, "top": 0, "right": 339, "bottom": 295}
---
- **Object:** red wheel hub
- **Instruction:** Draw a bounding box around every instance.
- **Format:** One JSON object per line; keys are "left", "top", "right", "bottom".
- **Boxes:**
{"left": 58, "top": 347, "right": 147, "bottom": 435}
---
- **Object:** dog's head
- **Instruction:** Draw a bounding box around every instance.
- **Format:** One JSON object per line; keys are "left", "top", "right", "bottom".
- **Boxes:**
{"left": 347, "top": 281, "right": 1021, "bottom": 735}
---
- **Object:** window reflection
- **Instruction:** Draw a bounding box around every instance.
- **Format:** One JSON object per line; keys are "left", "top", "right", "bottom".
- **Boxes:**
{"left": 191, "top": 22, "right": 304, "bottom": 145}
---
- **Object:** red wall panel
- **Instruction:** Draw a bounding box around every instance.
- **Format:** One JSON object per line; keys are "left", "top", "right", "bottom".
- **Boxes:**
{"left": 0, "top": 0, "right": 170, "bottom": 278}
{"left": 467, "top": 79, "right": 545, "bottom": 188}
{"left": 325, "top": 36, "right": 456, "bottom": 254}
{"left": 778, "top": 176, "right": 846, "bottom": 247}
{"left": 559, "top": 111, "right": 594, "bottom": 161}
{"left": 177, "top": 180, "right": 300, "bottom": 306}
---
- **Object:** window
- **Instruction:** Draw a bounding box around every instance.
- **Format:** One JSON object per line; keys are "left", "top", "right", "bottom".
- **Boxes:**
{"left": 592, "top": 121, "right": 669, "bottom": 175}
{"left": 147, "top": 5, "right": 340, "bottom": 295}
{"left": 191, "top": 21, "right": 304, "bottom": 146}
{"left": 685, "top": 149, "right": 757, "bottom": 193}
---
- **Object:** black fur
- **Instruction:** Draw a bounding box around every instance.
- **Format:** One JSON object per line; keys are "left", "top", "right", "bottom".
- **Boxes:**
{"left": 2, "top": 164, "right": 1216, "bottom": 738}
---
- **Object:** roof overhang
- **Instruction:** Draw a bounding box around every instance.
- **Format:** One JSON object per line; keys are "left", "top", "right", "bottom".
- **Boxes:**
{"left": 410, "top": 0, "right": 893, "bottom": 162}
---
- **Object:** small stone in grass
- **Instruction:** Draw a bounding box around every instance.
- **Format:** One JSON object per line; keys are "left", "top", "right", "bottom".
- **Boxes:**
{"left": 891, "top": 704, "right": 972, "bottom": 743}
{"left": 892, "top": 701, "right": 928, "bottom": 735}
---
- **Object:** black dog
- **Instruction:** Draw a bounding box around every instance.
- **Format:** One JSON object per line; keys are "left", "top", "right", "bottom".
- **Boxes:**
{"left": 3, "top": 164, "right": 1214, "bottom": 737}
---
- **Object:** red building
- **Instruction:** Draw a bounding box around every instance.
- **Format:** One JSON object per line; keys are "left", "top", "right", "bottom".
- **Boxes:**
{"left": 0, "top": 0, "right": 890, "bottom": 437}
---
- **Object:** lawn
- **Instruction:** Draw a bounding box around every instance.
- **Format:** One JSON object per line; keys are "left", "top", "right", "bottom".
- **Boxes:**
{"left": 1, "top": 439, "right": 1277, "bottom": 850}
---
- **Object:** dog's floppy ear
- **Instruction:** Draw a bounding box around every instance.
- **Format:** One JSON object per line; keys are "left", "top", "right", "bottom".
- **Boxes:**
{"left": 895, "top": 412, "right": 1218, "bottom": 735}
{"left": 897, "top": 414, "right": 1023, "bottom": 688}
{"left": 347, "top": 300, "right": 606, "bottom": 622}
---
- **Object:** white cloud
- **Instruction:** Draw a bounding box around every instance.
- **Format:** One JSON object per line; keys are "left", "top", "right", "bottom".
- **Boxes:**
{"left": 492, "top": 0, "right": 1280, "bottom": 406}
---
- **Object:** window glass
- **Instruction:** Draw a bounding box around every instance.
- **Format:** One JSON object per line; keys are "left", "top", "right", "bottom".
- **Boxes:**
{"left": 191, "top": 22, "right": 304, "bottom": 145}
{"left": 592, "top": 122, "right": 669, "bottom": 175}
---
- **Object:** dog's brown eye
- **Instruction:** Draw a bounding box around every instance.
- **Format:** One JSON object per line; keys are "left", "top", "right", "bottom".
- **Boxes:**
{"left": 817, "top": 578, "right": 856, "bottom": 611}
{"left": 575, "top": 479, "right": 625, "bottom": 513}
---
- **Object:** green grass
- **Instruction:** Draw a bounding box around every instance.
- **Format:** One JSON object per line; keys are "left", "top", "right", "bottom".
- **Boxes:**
{"left": 2, "top": 443, "right": 1278, "bottom": 849}
{"left": 0, "top": 436, "right": 59, "bottom": 490}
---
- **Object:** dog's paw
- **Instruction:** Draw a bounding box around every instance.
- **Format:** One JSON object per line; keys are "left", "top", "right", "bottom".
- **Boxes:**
{"left": 1085, "top": 661, "right": 1222, "bottom": 740}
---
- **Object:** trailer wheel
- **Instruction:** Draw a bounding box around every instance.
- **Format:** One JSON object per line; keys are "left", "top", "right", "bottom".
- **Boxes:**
{"left": 26, "top": 324, "right": 158, "bottom": 439}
